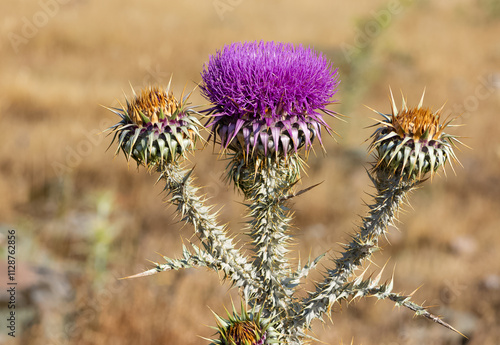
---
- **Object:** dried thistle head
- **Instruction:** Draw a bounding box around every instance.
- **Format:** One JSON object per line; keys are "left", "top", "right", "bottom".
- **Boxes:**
{"left": 210, "top": 304, "right": 278, "bottom": 345}
{"left": 126, "top": 86, "right": 180, "bottom": 126}
{"left": 201, "top": 41, "right": 339, "bottom": 160}
{"left": 106, "top": 81, "right": 202, "bottom": 169}
{"left": 369, "top": 89, "right": 461, "bottom": 179}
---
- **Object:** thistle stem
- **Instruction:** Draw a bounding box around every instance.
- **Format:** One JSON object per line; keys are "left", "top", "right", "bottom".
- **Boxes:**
{"left": 345, "top": 279, "right": 464, "bottom": 337}
{"left": 159, "top": 162, "right": 260, "bottom": 297}
{"left": 296, "top": 170, "right": 419, "bottom": 334}
{"left": 228, "top": 154, "right": 302, "bottom": 332}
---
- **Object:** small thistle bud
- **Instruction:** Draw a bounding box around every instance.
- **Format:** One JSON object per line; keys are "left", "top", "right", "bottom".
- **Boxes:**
{"left": 106, "top": 83, "right": 202, "bottom": 169}
{"left": 210, "top": 304, "right": 278, "bottom": 345}
{"left": 368, "top": 89, "right": 460, "bottom": 179}
{"left": 201, "top": 41, "right": 339, "bottom": 160}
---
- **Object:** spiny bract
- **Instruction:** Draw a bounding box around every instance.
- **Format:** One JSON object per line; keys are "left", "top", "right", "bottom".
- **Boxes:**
{"left": 106, "top": 83, "right": 202, "bottom": 168}
{"left": 368, "top": 89, "right": 461, "bottom": 179}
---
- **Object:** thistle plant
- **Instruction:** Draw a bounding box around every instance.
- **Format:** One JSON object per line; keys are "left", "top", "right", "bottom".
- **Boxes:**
{"left": 106, "top": 41, "right": 464, "bottom": 344}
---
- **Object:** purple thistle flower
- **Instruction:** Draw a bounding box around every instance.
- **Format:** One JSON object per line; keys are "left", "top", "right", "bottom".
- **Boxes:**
{"left": 201, "top": 41, "right": 339, "bottom": 157}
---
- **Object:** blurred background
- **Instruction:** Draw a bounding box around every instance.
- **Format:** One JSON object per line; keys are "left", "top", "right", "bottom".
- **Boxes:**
{"left": 1, "top": 0, "right": 499, "bottom": 344}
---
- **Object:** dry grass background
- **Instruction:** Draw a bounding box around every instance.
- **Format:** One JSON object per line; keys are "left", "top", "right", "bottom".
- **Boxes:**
{"left": 1, "top": 0, "right": 500, "bottom": 344}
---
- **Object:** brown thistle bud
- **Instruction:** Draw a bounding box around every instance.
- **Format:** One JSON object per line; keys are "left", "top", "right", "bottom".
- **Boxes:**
{"left": 106, "top": 82, "right": 202, "bottom": 168}
{"left": 368, "top": 89, "right": 462, "bottom": 179}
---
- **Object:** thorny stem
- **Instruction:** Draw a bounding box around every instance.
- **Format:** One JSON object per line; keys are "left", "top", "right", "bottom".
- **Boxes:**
{"left": 340, "top": 269, "right": 465, "bottom": 337}
{"left": 294, "top": 170, "right": 419, "bottom": 340}
{"left": 385, "top": 292, "right": 465, "bottom": 336}
{"left": 159, "top": 162, "right": 261, "bottom": 297}
{"left": 228, "top": 154, "right": 301, "bottom": 334}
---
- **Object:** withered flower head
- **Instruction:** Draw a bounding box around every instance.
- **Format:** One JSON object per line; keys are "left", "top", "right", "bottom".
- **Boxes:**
{"left": 106, "top": 81, "right": 202, "bottom": 169}
{"left": 127, "top": 86, "right": 180, "bottom": 126}
{"left": 369, "top": 89, "right": 462, "bottom": 179}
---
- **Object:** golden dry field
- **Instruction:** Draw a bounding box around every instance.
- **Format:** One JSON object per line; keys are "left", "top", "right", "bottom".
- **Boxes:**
{"left": 1, "top": 0, "right": 500, "bottom": 344}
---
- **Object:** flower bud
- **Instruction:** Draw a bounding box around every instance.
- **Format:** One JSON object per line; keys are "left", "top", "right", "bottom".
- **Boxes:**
{"left": 210, "top": 304, "right": 277, "bottom": 345}
{"left": 369, "top": 89, "right": 460, "bottom": 179}
{"left": 106, "top": 84, "right": 202, "bottom": 168}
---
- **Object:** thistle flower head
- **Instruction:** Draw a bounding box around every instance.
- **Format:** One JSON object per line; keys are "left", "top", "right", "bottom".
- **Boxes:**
{"left": 210, "top": 304, "right": 278, "bottom": 345}
{"left": 201, "top": 41, "right": 339, "bottom": 158}
{"left": 126, "top": 86, "right": 179, "bottom": 126}
{"left": 369, "top": 89, "right": 461, "bottom": 179}
{"left": 106, "top": 82, "right": 202, "bottom": 169}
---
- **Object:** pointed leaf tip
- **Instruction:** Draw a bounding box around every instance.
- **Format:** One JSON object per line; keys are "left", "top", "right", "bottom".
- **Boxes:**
{"left": 119, "top": 267, "right": 161, "bottom": 280}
